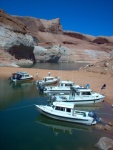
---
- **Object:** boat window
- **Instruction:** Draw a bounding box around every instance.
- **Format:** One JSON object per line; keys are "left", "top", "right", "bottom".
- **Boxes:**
{"left": 55, "top": 106, "right": 65, "bottom": 111}
{"left": 55, "top": 106, "right": 60, "bottom": 110}
{"left": 76, "top": 92, "right": 80, "bottom": 95}
{"left": 81, "top": 92, "right": 91, "bottom": 95}
{"left": 65, "top": 84, "right": 72, "bottom": 86}
{"left": 61, "top": 107, "right": 65, "bottom": 111}
{"left": 66, "top": 108, "right": 71, "bottom": 112}
{"left": 48, "top": 78, "right": 53, "bottom": 80}
{"left": 25, "top": 75, "right": 29, "bottom": 77}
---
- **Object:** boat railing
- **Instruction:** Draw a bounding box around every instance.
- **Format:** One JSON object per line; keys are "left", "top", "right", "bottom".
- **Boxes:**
{"left": 73, "top": 111, "right": 86, "bottom": 117}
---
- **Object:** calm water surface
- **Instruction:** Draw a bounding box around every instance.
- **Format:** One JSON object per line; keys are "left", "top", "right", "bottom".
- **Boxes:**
{"left": 32, "top": 62, "right": 89, "bottom": 70}
{"left": 0, "top": 78, "right": 113, "bottom": 150}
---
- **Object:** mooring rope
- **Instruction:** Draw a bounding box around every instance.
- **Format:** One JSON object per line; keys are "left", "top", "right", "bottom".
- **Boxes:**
{"left": 5, "top": 104, "right": 35, "bottom": 111}
{"left": 4, "top": 104, "right": 113, "bottom": 117}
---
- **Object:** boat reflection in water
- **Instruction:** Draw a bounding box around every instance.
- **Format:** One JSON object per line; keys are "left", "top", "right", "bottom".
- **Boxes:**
{"left": 9, "top": 80, "right": 34, "bottom": 88}
{"left": 36, "top": 115, "right": 92, "bottom": 135}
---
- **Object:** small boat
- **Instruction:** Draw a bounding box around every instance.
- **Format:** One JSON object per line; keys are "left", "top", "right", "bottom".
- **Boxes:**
{"left": 35, "top": 102, "right": 101, "bottom": 125}
{"left": 10, "top": 71, "right": 33, "bottom": 82}
{"left": 50, "top": 86, "right": 105, "bottom": 105}
{"left": 36, "top": 76, "right": 59, "bottom": 87}
{"left": 43, "top": 80, "right": 79, "bottom": 94}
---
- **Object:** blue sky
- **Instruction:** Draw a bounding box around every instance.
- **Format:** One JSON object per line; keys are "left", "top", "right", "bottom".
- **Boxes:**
{"left": 1, "top": 0, "right": 113, "bottom": 36}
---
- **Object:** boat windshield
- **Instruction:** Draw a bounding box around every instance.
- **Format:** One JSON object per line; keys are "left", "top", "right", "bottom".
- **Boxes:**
{"left": 81, "top": 92, "right": 91, "bottom": 95}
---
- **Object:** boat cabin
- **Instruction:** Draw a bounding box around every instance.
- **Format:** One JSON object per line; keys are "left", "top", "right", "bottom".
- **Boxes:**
{"left": 70, "top": 86, "right": 92, "bottom": 96}
{"left": 52, "top": 102, "right": 74, "bottom": 112}
{"left": 58, "top": 80, "right": 74, "bottom": 87}
{"left": 11, "top": 72, "right": 30, "bottom": 79}
{"left": 42, "top": 76, "right": 56, "bottom": 82}
{"left": 52, "top": 102, "right": 86, "bottom": 116}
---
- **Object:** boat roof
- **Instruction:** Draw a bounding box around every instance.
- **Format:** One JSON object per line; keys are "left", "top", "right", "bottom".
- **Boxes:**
{"left": 43, "top": 76, "right": 55, "bottom": 79}
{"left": 53, "top": 102, "right": 75, "bottom": 109}
{"left": 59, "top": 80, "right": 74, "bottom": 84}
{"left": 71, "top": 86, "right": 92, "bottom": 92}
{"left": 17, "top": 71, "right": 29, "bottom": 75}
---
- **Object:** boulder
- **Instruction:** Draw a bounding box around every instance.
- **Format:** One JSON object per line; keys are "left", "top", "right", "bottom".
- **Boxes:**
{"left": 104, "top": 125, "right": 112, "bottom": 131}
{"left": 95, "top": 137, "right": 113, "bottom": 150}
{"left": 34, "top": 45, "right": 69, "bottom": 62}
{"left": 108, "top": 121, "right": 113, "bottom": 126}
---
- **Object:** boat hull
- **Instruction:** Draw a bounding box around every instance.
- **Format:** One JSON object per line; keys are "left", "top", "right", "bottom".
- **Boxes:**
{"left": 44, "top": 88, "right": 71, "bottom": 94}
{"left": 37, "top": 79, "right": 58, "bottom": 86}
{"left": 52, "top": 94, "right": 105, "bottom": 105}
{"left": 35, "top": 105, "right": 96, "bottom": 125}
{"left": 10, "top": 77, "right": 33, "bottom": 82}
{"left": 56, "top": 98, "right": 104, "bottom": 104}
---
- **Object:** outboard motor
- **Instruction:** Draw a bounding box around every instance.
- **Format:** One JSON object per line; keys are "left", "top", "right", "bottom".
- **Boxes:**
{"left": 39, "top": 84, "right": 45, "bottom": 92}
{"left": 48, "top": 93, "right": 56, "bottom": 101}
{"left": 88, "top": 111, "right": 101, "bottom": 123}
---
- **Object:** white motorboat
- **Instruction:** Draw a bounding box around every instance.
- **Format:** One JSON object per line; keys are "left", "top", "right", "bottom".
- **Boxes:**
{"left": 36, "top": 76, "right": 59, "bottom": 87}
{"left": 35, "top": 102, "right": 101, "bottom": 125}
{"left": 50, "top": 86, "right": 105, "bottom": 105}
{"left": 10, "top": 71, "right": 33, "bottom": 82}
{"left": 43, "top": 80, "right": 78, "bottom": 94}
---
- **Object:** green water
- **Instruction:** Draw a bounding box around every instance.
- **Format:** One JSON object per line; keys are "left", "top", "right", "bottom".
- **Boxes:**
{"left": 0, "top": 78, "right": 112, "bottom": 150}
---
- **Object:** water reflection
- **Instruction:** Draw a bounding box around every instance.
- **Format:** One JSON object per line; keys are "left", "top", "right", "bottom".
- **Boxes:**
{"left": 0, "top": 79, "right": 38, "bottom": 110}
{"left": 36, "top": 115, "right": 92, "bottom": 135}
{"left": 32, "top": 62, "right": 89, "bottom": 70}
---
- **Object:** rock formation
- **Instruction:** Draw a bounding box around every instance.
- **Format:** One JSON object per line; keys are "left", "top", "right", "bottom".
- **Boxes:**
{"left": 0, "top": 9, "right": 37, "bottom": 67}
{"left": 95, "top": 137, "right": 113, "bottom": 150}
{"left": 0, "top": 9, "right": 113, "bottom": 67}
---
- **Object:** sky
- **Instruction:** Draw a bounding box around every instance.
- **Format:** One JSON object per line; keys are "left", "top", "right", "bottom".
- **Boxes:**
{"left": 1, "top": 0, "right": 113, "bottom": 36}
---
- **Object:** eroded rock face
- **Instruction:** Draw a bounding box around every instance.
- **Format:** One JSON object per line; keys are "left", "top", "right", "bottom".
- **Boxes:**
{"left": 92, "top": 37, "right": 110, "bottom": 44}
{"left": 0, "top": 9, "right": 27, "bottom": 34}
{"left": 0, "top": 9, "right": 113, "bottom": 67}
{"left": 34, "top": 45, "right": 69, "bottom": 62}
{"left": 0, "top": 25, "right": 37, "bottom": 62}
{"left": 16, "top": 17, "right": 63, "bottom": 35}
{"left": 0, "top": 10, "right": 37, "bottom": 65}
{"left": 83, "top": 57, "right": 113, "bottom": 75}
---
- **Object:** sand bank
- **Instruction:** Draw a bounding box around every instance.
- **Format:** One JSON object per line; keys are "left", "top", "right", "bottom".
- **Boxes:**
{"left": 0, "top": 67, "right": 113, "bottom": 105}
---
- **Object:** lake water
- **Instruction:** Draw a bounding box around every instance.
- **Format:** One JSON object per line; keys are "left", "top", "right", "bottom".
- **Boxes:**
{"left": 0, "top": 78, "right": 113, "bottom": 150}
{"left": 32, "top": 62, "right": 89, "bottom": 70}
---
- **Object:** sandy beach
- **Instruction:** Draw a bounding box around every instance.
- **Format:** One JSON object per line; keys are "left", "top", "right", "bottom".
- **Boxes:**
{"left": 0, "top": 67, "right": 113, "bottom": 105}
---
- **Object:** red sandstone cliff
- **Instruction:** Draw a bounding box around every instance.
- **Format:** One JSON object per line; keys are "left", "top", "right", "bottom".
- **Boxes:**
{"left": 0, "top": 9, "right": 113, "bottom": 67}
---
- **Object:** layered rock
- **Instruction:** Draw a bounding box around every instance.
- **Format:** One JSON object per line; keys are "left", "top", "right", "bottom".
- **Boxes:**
{"left": 0, "top": 9, "right": 38, "bottom": 66}
{"left": 0, "top": 9, "right": 113, "bottom": 67}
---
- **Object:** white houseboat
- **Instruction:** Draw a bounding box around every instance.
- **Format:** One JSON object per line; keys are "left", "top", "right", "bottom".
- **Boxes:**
{"left": 50, "top": 86, "right": 105, "bottom": 105}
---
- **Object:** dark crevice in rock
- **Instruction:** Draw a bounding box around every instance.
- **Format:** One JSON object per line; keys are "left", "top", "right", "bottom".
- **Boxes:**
{"left": 8, "top": 44, "right": 36, "bottom": 63}
{"left": 47, "top": 55, "right": 61, "bottom": 62}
